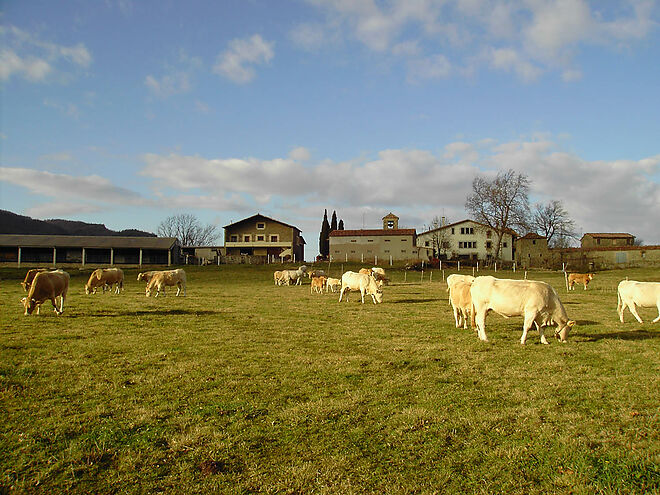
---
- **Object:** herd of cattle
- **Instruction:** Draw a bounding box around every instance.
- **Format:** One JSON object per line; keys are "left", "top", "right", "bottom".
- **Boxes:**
{"left": 17, "top": 264, "right": 660, "bottom": 345}
{"left": 19, "top": 267, "right": 187, "bottom": 315}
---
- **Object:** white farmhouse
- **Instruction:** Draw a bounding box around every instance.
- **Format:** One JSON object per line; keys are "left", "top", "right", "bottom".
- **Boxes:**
{"left": 417, "top": 219, "right": 517, "bottom": 262}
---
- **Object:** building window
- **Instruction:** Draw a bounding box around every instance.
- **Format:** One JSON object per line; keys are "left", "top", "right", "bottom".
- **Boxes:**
{"left": 401, "top": 238, "right": 407, "bottom": 242}
{"left": 532, "top": 240, "right": 536, "bottom": 245}
{"left": 350, "top": 239, "right": 357, "bottom": 243}
{"left": 350, "top": 250, "right": 355, "bottom": 254}
{"left": 257, "top": 235, "right": 264, "bottom": 241}
{"left": 230, "top": 235, "right": 238, "bottom": 242}
{"left": 401, "top": 250, "right": 406, "bottom": 253}
{"left": 385, "top": 239, "right": 391, "bottom": 242}
{"left": 425, "top": 241, "right": 430, "bottom": 247}
{"left": 451, "top": 228, "right": 455, "bottom": 234}
{"left": 486, "top": 241, "right": 492, "bottom": 249}
{"left": 368, "top": 239, "right": 374, "bottom": 242}
{"left": 256, "top": 222, "right": 266, "bottom": 230}
{"left": 244, "top": 235, "right": 251, "bottom": 242}
{"left": 387, "top": 220, "right": 394, "bottom": 229}
{"left": 270, "top": 235, "right": 279, "bottom": 242}
{"left": 460, "top": 227, "right": 474, "bottom": 235}
{"left": 384, "top": 250, "right": 390, "bottom": 253}
{"left": 503, "top": 242, "right": 508, "bottom": 248}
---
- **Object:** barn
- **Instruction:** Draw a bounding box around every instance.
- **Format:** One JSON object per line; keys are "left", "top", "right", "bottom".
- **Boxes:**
{"left": 0, "top": 234, "right": 180, "bottom": 267}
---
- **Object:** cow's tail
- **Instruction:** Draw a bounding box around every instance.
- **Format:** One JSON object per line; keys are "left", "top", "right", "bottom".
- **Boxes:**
{"left": 470, "top": 300, "right": 476, "bottom": 329}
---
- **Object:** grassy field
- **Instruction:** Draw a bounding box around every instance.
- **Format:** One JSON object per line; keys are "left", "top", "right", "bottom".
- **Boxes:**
{"left": 1, "top": 263, "right": 659, "bottom": 494}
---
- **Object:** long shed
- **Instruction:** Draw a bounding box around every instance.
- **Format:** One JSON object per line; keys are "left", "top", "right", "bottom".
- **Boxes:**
{"left": 0, "top": 235, "right": 180, "bottom": 267}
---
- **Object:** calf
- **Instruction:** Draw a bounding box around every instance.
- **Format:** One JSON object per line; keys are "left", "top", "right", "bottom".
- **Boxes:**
{"left": 310, "top": 275, "right": 327, "bottom": 294}
{"left": 567, "top": 272, "right": 595, "bottom": 290}
{"left": 326, "top": 277, "right": 341, "bottom": 293}
{"left": 470, "top": 276, "right": 575, "bottom": 344}
{"left": 21, "top": 270, "right": 70, "bottom": 315}
{"left": 617, "top": 280, "right": 660, "bottom": 323}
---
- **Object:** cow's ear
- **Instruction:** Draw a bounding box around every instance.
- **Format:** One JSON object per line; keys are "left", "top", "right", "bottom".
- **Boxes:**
{"left": 567, "top": 320, "right": 576, "bottom": 327}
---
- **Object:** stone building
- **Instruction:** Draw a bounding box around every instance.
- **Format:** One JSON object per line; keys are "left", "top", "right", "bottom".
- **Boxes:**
{"left": 223, "top": 214, "right": 305, "bottom": 262}
{"left": 581, "top": 233, "right": 635, "bottom": 248}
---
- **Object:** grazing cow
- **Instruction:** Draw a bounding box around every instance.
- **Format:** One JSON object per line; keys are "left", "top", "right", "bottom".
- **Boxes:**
{"left": 21, "top": 268, "right": 47, "bottom": 292}
{"left": 359, "top": 268, "right": 387, "bottom": 288}
{"left": 567, "top": 273, "right": 595, "bottom": 290}
{"left": 137, "top": 271, "right": 157, "bottom": 284}
{"left": 85, "top": 268, "right": 124, "bottom": 294}
{"left": 282, "top": 266, "right": 307, "bottom": 286}
{"left": 21, "top": 270, "right": 70, "bottom": 315}
{"left": 617, "top": 280, "right": 660, "bottom": 323}
{"left": 273, "top": 270, "right": 288, "bottom": 286}
{"left": 310, "top": 275, "right": 327, "bottom": 294}
{"left": 145, "top": 269, "right": 187, "bottom": 297}
{"left": 470, "top": 276, "right": 575, "bottom": 344}
{"left": 450, "top": 280, "right": 473, "bottom": 329}
{"left": 307, "top": 269, "right": 327, "bottom": 279}
{"left": 326, "top": 277, "right": 341, "bottom": 293}
{"left": 338, "top": 271, "right": 383, "bottom": 304}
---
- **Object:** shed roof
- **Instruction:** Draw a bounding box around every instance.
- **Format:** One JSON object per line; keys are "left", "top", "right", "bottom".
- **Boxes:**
{"left": 329, "top": 229, "right": 416, "bottom": 237}
{"left": 582, "top": 233, "right": 635, "bottom": 239}
{"left": 0, "top": 234, "right": 178, "bottom": 250}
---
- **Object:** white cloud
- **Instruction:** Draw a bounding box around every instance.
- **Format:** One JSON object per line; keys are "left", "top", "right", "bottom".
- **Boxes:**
{"left": 145, "top": 51, "right": 202, "bottom": 98}
{"left": 299, "top": 1, "right": 658, "bottom": 83}
{"left": 0, "top": 167, "right": 149, "bottom": 206}
{"left": 0, "top": 25, "right": 92, "bottom": 82}
{"left": 136, "top": 139, "right": 659, "bottom": 245}
{"left": 213, "top": 34, "right": 274, "bottom": 84}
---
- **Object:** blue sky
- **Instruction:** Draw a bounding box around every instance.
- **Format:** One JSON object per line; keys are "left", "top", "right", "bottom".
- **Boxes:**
{"left": 1, "top": 0, "right": 659, "bottom": 257}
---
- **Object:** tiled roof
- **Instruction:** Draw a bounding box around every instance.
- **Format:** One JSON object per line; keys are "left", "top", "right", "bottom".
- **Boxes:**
{"left": 329, "top": 229, "right": 416, "bottom": 237}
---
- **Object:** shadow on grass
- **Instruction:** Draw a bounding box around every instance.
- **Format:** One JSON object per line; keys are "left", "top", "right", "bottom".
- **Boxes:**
{"left": 72, "top": 309, "right": 222, "bottom": 318}
{"left": 393, "top": 298, "right": 441, "bottom": 304}
{"left": 580, "top": 329, "right": 659, "bottom": 342}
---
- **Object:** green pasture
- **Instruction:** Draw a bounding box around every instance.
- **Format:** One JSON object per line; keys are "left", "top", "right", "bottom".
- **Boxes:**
{"left": 1, "top": 263, "right": 659, "bottom": 494}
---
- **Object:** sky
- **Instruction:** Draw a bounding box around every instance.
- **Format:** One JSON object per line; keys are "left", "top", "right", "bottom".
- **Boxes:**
{"left": 1, "top": 0, "right": 659, "bottom": 258}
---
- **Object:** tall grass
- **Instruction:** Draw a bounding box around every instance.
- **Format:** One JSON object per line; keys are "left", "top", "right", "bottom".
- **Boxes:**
{"left": 1, "top": 264, "right": 658, "bottom": 493}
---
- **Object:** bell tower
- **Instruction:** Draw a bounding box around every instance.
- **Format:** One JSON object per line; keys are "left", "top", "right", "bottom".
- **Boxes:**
{"left": 382, "top": 212, "right": 399, "bottom": 230}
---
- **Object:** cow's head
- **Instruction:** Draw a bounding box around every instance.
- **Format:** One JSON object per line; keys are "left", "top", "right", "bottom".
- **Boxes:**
{"left": 84, "top": 284, "right": 91, "bottom": 295}
{"left": 137, "top": 273, "right": 145, "bottom": 281}
{"left": 555, "top": 320, "right": 576, "bottom": 342}
{"left": 21, "top": 297, "right": 37, "bottom": 315}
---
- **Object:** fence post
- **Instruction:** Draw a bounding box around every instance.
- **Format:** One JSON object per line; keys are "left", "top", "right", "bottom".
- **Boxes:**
{"left": 458, "top": 261, "right": 461, "bottom": 271}
{"left": 472, "top": 266, "right": 475, "bottom": 277}
{"left": 404, "top": 271, "right": 407, "bottom": 283}
{"left": 375, "top": 255, "right": 378, "bottom": 265}
{"left": 421, "top": 270, "right": 424, "bottom": 282}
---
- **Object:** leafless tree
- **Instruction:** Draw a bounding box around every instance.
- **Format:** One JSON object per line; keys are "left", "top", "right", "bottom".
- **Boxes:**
{"left": 465, "top": 169, "right": 530, "bottom": 260}
{"left": 424, "top": 215, "right": 451, "bottom": 258}
{"left": 157, "top": 213, "right": 219, "bottom": 246}
{"left": 531, "top": 200, "right": 579, "bottom": 247}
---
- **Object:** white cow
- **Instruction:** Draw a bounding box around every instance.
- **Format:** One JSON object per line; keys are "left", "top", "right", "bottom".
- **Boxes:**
{"left": 449, "top": 280, "right": 473, "bottom": 329}
{"left": 282, "top": 266, "right": 307, "bottom": 286}
{"left": 338, "top": 271, "right": 383, "bottom": 304}
{"left": 617, "top": 280, "right": 660, "bottom": 323}
{"left": 470, "top": 276, "right": 576, "bottom": 344}
{"left": 326, "top": 277, "right": 341, "bottom": 293}
{"left": 446, "top": 274, "right": 475, "bottom": 304}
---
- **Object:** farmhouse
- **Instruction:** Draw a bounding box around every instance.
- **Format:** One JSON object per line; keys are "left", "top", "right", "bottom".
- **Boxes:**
{"left": 0, "top": 234, "right": 180, "bottom": 267}
{"left": 581, "top": 233, "right": 635, "bottom": 248}
{"left": 224, "top": 214, "right": 305, "bottom": 262}
{"left": 416, "top": 219, "right": 516, "bottom": 262}
{"left": 515, "top": 232, "right": 660, "bottom": 270}
{"left": 329, "top": 213, "right": 421, "bottom": 263}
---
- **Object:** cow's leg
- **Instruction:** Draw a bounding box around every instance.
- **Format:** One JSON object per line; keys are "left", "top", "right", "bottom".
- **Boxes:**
{"left": 360, "top": 289, "right": 365, "bottom": 304}
{"left": 627, "top": 302, "right": 644, "bottom": 323}
{"left": 652, "top": 303, "right": 660, "bottom": 323}
{"left": 475, "top": 310, "right": 488, "bottom": 341}
{"left": 452, "top": 305, "right": 461, "bottom": 328}
{"left": 520, "top": 313, "right": 535, "bottom": 345}
{"left": 617, "top": 294, "right": 625, "bottom": 323}
{"left": 338, "top": 287, "right": 346, "bottom": 302}
{"left": 51, "top": 297, "right": 61, "bottom": 315}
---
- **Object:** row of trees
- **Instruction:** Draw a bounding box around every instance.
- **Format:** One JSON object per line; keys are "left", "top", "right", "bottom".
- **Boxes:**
{"left": 464, "top": 169, "right": 578, "bottom": 259}
{"left": 318, "top": 209, "right": 344, "bottom": 259}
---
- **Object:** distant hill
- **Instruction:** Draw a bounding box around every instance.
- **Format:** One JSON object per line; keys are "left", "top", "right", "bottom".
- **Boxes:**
{"left": 0, "top": 210, "right": 156, "bottom": 237}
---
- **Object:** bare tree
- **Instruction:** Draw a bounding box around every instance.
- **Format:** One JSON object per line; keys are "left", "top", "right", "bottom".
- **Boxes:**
{"left": 424, "top": 215, "right": 451, "bottom": 258}
{"left": 465, "top": 169, "right": 530, "bottom": 260}
{"left": 157, "top": 213, "right": 219, "bottom": 246}
{"left": 531, "top": 200, "right": 578, "bottom": 247}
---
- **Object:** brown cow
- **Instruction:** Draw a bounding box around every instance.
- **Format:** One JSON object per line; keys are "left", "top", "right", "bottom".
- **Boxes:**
{"left": 310, "top": 275, "right": 327, "bottom": 294}
{"left": 21, "top": 270, "right": 70, "bottom": 315}
{"left": 145, "top": 269, "right": 187, "bottom": 297}
{"left": 567, "top": 273, "right": 595, "bottom": 290}
{"left": 85, "top": 268, "right": 124, "bottom": 294}
{"left": 21, "top": 268, "right": 47, "bottom": 292}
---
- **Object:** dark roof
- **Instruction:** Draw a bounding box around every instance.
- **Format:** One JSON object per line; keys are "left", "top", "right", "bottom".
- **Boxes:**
{"left": 329, "top": 229, "right": 416, "bottom": 237}
{"left": 0, "top": 234, "right": 178, "bottom": 249}
{"left": 419, "top": 219, "right": 518, "bottom": 237}
{"left": 582, "top": 233, "right": 635, "bottom": 239}
{"left": 224, "top": 213, "right": 300, "bottom": 232}
{"left": 519, "top": 233, "right": 546, "bottom": 240}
